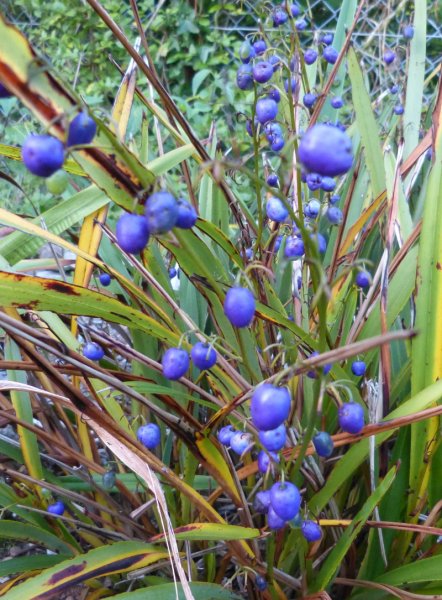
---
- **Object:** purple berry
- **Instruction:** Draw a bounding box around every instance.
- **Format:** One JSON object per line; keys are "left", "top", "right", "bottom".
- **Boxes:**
{"left": 295, "top": 18, "right": 308, "bottom": 31}
{"left": 0, "top": 82, "right": 12, "bottom": 98}
{"left": 323, "top": 46, "right": 339, "bottom": 64}
{"left": 169, "top": 267, "right": 177, "bottom": 278}
{"left": 230, "top": 431, "right": 253, "bottom": 455}
{"left": 330, "top": 96, "right": 344, "bottom": 109}
{"left": 321, "top": 176, "right": 336, "bottom": 191}
{"left": 274, "top": 234, "right": 283, "bottom": 252}
{"left": 289, "top": 3, "right": 301, "bottom": 17}
{"left": 267, "top": 88, "right": 281, "bottom": 103}
{"left": 394, "top": 104, "right": 404, "bottom": 115}
{"left": 224, "top": 286, "right": 256, "bottom": 328}
{"left": 83, "top": 342, "right": 104, "bottom": 361}
{"left": 355, "top": 269, "right": 371, "bottom": 288}
{"left": 253, "top": 40, "right": 267, "bottom": 55}
{"left": 145, "top": 190, "right": 178, "bottom": 234}
{"left": 269, "top": 55, "right": 282, "bottom": 71}
{"left": 254, "top": 489, "right": 271, "bottom": 513}
{"left": 137, "top": 423, "right": 161, "bottom": 449}
{"left": 330, "top": 194, "right": 340, "bottom": 204}
{"left": 267, "top": 506, "right": 287, "bottom": 529}
{"left": 306, "top": 172, "right": 322, "bottom": 191}
{"left": 162, "top": 347, "right": 189, "bottom": 380}
{"left": 338, "top": 402, "right": 365, "bottom": 434}
{"left": 403, "top": 25, "right": 414, "bottom": 40}
{"left": 303, "top": 92, "right": 317, "bottom": 108}
{"left": 390, "top": 84, "right": 399, "bottom": 94}
{"left": 116, "top": 213, "right": 150, "bottom": 254}
{"left": 236, "top": 64, "right": 254, "bottom": 90}
{"left": 326, "top": 206, "right": 343, "bottom": 225}
{"left": 253, "top": 61, "right": 274, "bottom": 84}
{"left": 258, "top": 424, "right": 286, "bottom": 452}
{"left": 67, "top": 112, "right": 97, "bottom": 147}
{"left": 239, "top": 40, "right": 255, "bottom": 64}
{"left": 255, "top": 575, "right": 267, "bottom": 591}
{"left": 270, "top": 481, "right": 301, "bottom": 521}
{"left": 264, "top": 121, "right": 283, "bottom": 141}
{"left": 271, "top": 136, "right": 285, "bottom": 152}
{"left": 257, "top": 450, "right": 280, "bottom": 473}
{"left": 251, "top": 384, "right": 291, "bottom": 431}
{"left": 351, "top": 360, "right": 366, "bottom": 376}
{"left": 284, "top": 77, "right": 297, "bottom": 93}
{"left": 266, "top": 197, "right": 289, "bottom": 223}
{"left": 99, "top": 273, "right": 111, "bottom": 286}
{"left": 384, "top": 49, "right": 396, "bottom": 65}
{"left": 256, "top": 98, "right": 278, "bottom": 124}
{"left": 218, "top": 425, "right": 237, "bottom": 446}
{"left": 310, "top": 232, "right": 327, "bottom": 254}
{"left": 306, "top": 199, "right": 321, "bottom": 218}
{"left": 273, "top": 7, "right": 288, "bottom": 26}
{"left": 304, "top": 49, "right": 318, "bottom": 65}
{"left": 313, "top": 431, "right": 334, "bottom": 457}
{"left": 321, "top": 33, "right": 334, "bottom": 45}
{"left": 22, "top": 135, "right": 65, "bottom": 178}
{"left": 176, "top": 198, "right": 198, "bottom": 229}
{"left": 47, "top": 501, "right": 65, "bottom": 516}
{"left": 299, "top": 123, "right": 353, "bottom": 177}
{"left": 284, "top": 236, "right": 304, "bottom": 259}
{"left": 191, "top": 342, "right": 217, "bottom": 370}
{"left": 301, "top": 520, "right": 322, "bottom": 542}
{"left": 266, "top": 173, "right": 279, "bottom": 187}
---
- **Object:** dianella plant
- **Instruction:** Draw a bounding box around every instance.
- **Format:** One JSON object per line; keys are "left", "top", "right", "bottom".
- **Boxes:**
{"left": 0, "top": 0, "right": 441, "bottom": 598}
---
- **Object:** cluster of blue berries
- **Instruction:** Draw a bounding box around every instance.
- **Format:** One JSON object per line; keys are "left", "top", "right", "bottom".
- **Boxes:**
{"left": 384, "top": 23, "right": 414, "bottom": 116}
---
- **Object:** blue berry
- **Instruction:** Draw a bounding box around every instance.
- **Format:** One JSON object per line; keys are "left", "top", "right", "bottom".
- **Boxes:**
{"left": 161, "top": 347, "right": 189, "bottom": 380}
{"left": 284, "top": 77, "right": 297, "bottom": 93}
{"left": 321, "top": 176, "right": 336, "bottom": 192}
{"left": 191, "top": 342, "right": 217, "bottom": 370}
{"left": 145, "top": 190, "right": 178, "bottom": 234}
{"left": 67, "top": 112, "right": 97, "bottom": 147}
{"left": 274, "top": 234, "right": 283, "bottom": 252}
{"left": 351, "top": 360, "right": 366, "bottom": 376}
{"left": 230, "top": 431, "right": 253, "bottom": 455}
{"left": 239, "top": 40, "right": 255, "bottom": 64}
{"left": 323, "top": 46, "right": 339, "bottom": 64}
{"left": 83, "top": 342, "right": 104, "bottom": 361}
{"left": 99, "top": 273, "right": 111, "bottom": 286}
{"left": 269, "top": 55, "right": 282, "bottom": 72}
{"left": 137, "top": 423, "right": 161, "bottom": 449}
{"left": 116, "top": 213, "right": 149, "bottom": 254}
{"left": 251, "top": 384, "right": 291, "bottom": 431}
{"left": 330, "top": 96, "right": 344, "bottom": 109}
{"left": 306, "top": 199, "right": 321, "bottom": 218}
{"left": 245, "top": 247, "right": 253, "bottom": 260}
{"left": 306, "top": 172, "right": 322, "bottom": 191}
{"left": 176, "top": 198, "right": 198, "bottom": 229}
{"left": 267, "top": 88, "right": 281, "bottom": 103}
{"left": 169, "top": 267, "right": 177, "bottom": 278}
{"left": 253, "top": 40, "right": 267, "bottom": 55}
{"left": 321, "top": 33, "right": 334, "bottom": 45}
{"left": 224, "top": 286, "right": 256, "bottom": 328}
{"left": 253, "top": 61, "right": 274, "bottom": 84}
{"left": 284, "top": 236, "right": 305, "bottom": 259}
{"left": 47, "top": 501, "right": 65, "bottom": 516}
{"left": 303, "top": 92, "right": 317, "bottom": 108}
{"left": 258, "top": 424, "right": 286, "bottom": 452}
{"left": 326, "top": 206, "right": 343, "bottom": 225}
{"left": 304, "top": 49, "right": 318, "bottom": 65}
{"left": 355, "top": 269, "right": 371, "bottom": 288}
{"left": 271, "top": 136, "right": 285, "bottom": 152}
{"left": 255, "top": 575, "right": 267, "bottom": 591}
{"left": 236, "top": 64, "right": 254, "bottom": 90}
{"left": 267, "top": 506, "right": 287, "bottom": 530}
{"left": 270, "top": 481, "right": 301, "bottom": 521}
{"left": 257, "top": 450, "right": 280, "bottom": 473}
{"left": 218, "top": 425, "right": 237, "bottom": 446}
{"left": 273, "top": 7, "right": 288, "bottom": 26}
{"left": 384, "top": 49, "right": 396, "bottom": 65}
{"left": 256, "top": 98, "right": 278, "bottom": 124}
{"left": 403, "top": 25, "right": 414, "bottom": 40}
{"left": 301, "top": 520, "right": 322, "bottom": 542}
{"left": 313, "top": 431, "right": 334, "bottom": 457}
{"left": 338, "top": 402, "right": 365, "bottom": 434}
{"left": 330, "top": 194, "right": 340, "bottom": 204}
{"left": 266, "top": 197, "right": 289, "bottom": 223}
{"left": 267, "top": 173, "right": 279, "bottom": 187}
{"left": 299, "top": 124, "right": 353, "bottom": 177}
{"left": 254, "top": 489, "right": 271, "bottom": 513}
{"left": 394, "top": 104, "right": 404, "bottom": 115}
{"left": 22, "top": 135, "right": 65, "bottom": 178}
{"left": 289, "top": 3, "right": 301, "bottom": 17}
{"left": 307, "top": 350, "right": 331, "bottom": 379}
{"left": 264, "top": 121, "right": 283, "bottom": 141}
{"left": 390, "top": 84, "right": 399, "bottom": 94}
{"left": 311, "top": 232, "right": 327, "bottom": 254}
{"left": 295, "top": 18, "right": 308, "bottom": 31}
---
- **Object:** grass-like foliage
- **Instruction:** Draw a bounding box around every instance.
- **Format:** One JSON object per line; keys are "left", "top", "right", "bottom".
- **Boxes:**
{"left": 0, "top": 1, "right": 441, "bottom": 598}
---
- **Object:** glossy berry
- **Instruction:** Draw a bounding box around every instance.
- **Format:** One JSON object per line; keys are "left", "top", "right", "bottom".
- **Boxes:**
{"left": 394, "top": 104, "right": 404, "bottom": 115}
{"left": 390, "top": 84, "right": 399, "bottom": 94}
{"left": 176, "top": 198, "right": 198, "bottom": 229}
{"left": 253, "top": 40, "right": 267, "bottom": 55}
{"left": 224, "top": 286, "right": 256, "bottom": 328}
{"left": 47, "top": 501, "right": 65, "bottom": 516}
{"left": 255, "top": 575, "right": 268, "bottom": 591}
{"left": 137, "top": 423, "right": 161, "bottom": 449}
{"left": 330, "top": 96, "right": 344, "bottom": 109}
{"left": 306, "top": 172, "right": 322, "bottom": 191}
{"left": 355, "top": 269, "right": 371, "bottom": 288}
{"left": 239, "top": 40, "right": 255, "bottom": 64}
{"left": 303, "top": 92, "right": 317, "bottom": 108}
{"left": 383, "top": 49, "right": 396, "bottom": 65}
{"left": 403, "top": 25, "right": 414, "bottom": 39}
{"left": 230, "top": 431, "right": 253, "bottom": 455}
{"left": 99, "top": 273, "right": 111, "bottom": 286}
{"left": 270, "top": 481, "right": 301, "bottom": 521}
{"left": 299, "top": 123, "right": 353, "bottom": 177}
{"left": 253, "top": 61, "right": 273, "bottom": 84}
{"left": 284, "top": 236, "right": 305, "bottom": 259}
{"left": 323, "top": 46, "right": 339, "bottom": 64}
{"left": 218, "top": 425, "right": 237, "bottom": 446}
{"left": 115, "top": 213, "right": 149, "bottom": 254}
{"left": 67, "top": 111, "right": 97, "bottom": 147}
{"left": 191, "top": 342, "right": 217, "bottom": 370}
{"left": 326, "top": 206, "right": 343, "bottom": 225}
{"left": 0, "top": 82, "right": 12, "bottom": 98}
{"left": 264, "top": 121, "right": 283, "bottom": 142}
{"left": 289, "top": 3, "right": 301, "bottom": 17}
{"left": 321, "top": 176, "right": 336, "bottom": 192}
{"left": 271, "top": 136, "right": 285, "bottom": 152}
{"left": 273, "top": 7, "right": 288, "bottom": 26}
{"left": 259, "top": 424, "right": 286, "bottom": 452}
{"left": 162, "top": 347, "right": 189, "bottom": 380}
{"left": 266, "top": 197, "right": 288, "bottom": 223}
{"left": 295, "top": 18, "right": 307, "bottom": 31}
{"left": 267, "top": 88, "right": 281, "bottom": 103}
{"left": 304, "top": 49, "right": 318, "bottom": 65}
{"left": 321, "top": 33, "right": 334, "bottom": 45}
{"left": 22, "top": 134, "right": 65, "bottom": 178}
{"left": 351, "top": 360, "right": 366, "bottom": 376}
{"left": 267, "top": 173, "right": 279, "bottom": 187}
{"left": 301, "top": 520, "right": 322, "bottom": 542}
{"left": 330, "top": 194, "right": 340, "bottom": 205}
{"left": 307, "top": 351, "right": 332, "bottom": 379}
{"left": 254, "top": 489, "right": 271, "bottom": 513}
{"left": 339, "top": 402, "right": 365, "bottom": 434}
{"left": 306, "top": 199, "right": 321, "bottom": 218}
{"left": 267, "top": 506, "right": 287, "bottom": 530}
{"left": 313, "top": 431, "right": 334, "bottom": 457}
{"left": 257, "top": 450, "right": 279, "bottom": 473}
{"left": 169, "top": 267, "right": 177, "bottom": 278}
{"left": 46, "top": 170, "right": 69, "bottom": 195}
{"left": 83, "top": 342, "right": 104, "bottom": 361}
{"left": 236, "top": 64, "right": 253, "bottom": 90}
{"left": 256, "top": 98, "right": 278, "bottom": 124}
{"left": 145, "top": 190, "right": 178, "bottom": 234}
{"left": 251, "top": 384, "right": 291, "bottom": 431}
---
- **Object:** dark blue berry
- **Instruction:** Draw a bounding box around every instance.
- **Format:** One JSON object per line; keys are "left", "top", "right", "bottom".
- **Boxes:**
{"left": 162, "top": 347, "right": 189, "bottom": 380}
{"left": 67, "top": 112, "right": 97, "bottom": 147}
{"left": 321, "top": 176, "right": 336, "bottom": 192}
{"left": 218, "top": 425, "right": 237, "bottom": 446}
{"left": 303, "top": 92, "right": 317, "bottom": 108}
{"left": 116, "top": 213, "right": 149, "bottom": 254}
{"left": 258, "top": 424, "right": 286, "bottom": 452}
{"left": 99, "top": 273, "right": 111, "bottom": 286}
{"left": 313, "top": 431, "right": 334, "bottom": 457}
{"left": 255, "top": 575, "right": 267, "bottom": 591}
{"left": 145, "top": 190, "right": 178, "bottom": 234}
{"left": 224, "top": 286, "right": 256, "bottom": 328}
{"left": 295, "top": 18, "right": 308, "bottom": 31}
{"left": 236, "top": 64, "right": 253, "bottom": 90}
{"left": 338, "top": 402, "right": 365, "bottom": 434}
{"left": 253, "top": 40, "right": 267, "bottom": 56}
{"left": 301, "top": 520, "right": 322, "bottom": 542}
{"left": 304, "top": 49, "right": 318, "bottom": 65}
{"left": 253, "top": 61, "right": 274, "bottom": 84}
{"left": 284, "top": 236, "right": 305, "bottom": 259}
{"left": 270, "top": 481, "right": 301, "bottom": 521}
{"left": 351, "top": 360, "right": 366, "bottom": 376}
{"left": 330, "top": 96, "right": 344, "bottom": 109}
{"left": 137, "top": 423, "right": 161, "bottom": 449}
{"left": 191, "top": 342, "right": 217, "bottom": 370}
{"left": 323, "top": 46, "right": 339, "bottom": 64}
{"left": 326, "top": 206, "right": 343, "bottom": 225}
{"left": 355, "top": 269, "right": 371, "bottom": 288}
{"left": 394, "top": 104, "right": 404, "bottom": 115}
{"left": 83, "top": 342, "right": 104, "bottom": 361}
{"left": 22, "top": 135, "right": 65, "bottom": 178}
{"left": 256, "top": 98, "right": 278, "bottom": 124}
{"left": 384, "top": 50, "right": 396, "bottom": 65}
{"left": 299, "top": 124, "right": 353, "bottom": 177}
{"left": 254, "top": 489, "right": 271, "bottom": 513}
{"left": 251, "top": 384, "right": 291, "bottom": 431}
{"left": 47, "top": 501, "right": 65, "bottom": 516}
{"left": 267, "top": 88, "right": 281, "bottom": 103}
{"left": 176, "top": 198, "right": 198, "bottom": 229}
{"left": 267, "top": 173, "right": 279, "bottom": 187}
{"left": 403, "top": 25, "right": 414, "bottom": 40}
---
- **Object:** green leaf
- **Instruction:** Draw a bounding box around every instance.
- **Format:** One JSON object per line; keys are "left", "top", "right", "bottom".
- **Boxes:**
{"left": 192, "top": 68, "right": 212, "bottom": 95}
{"left": 0, "top": 554, "right": 69, "bottom": 578}
{"left": 0, "top": 521, "right": 75, "bottom": 555}
{"left": 153, "top": 522, "right": 260, "bottom": 542}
